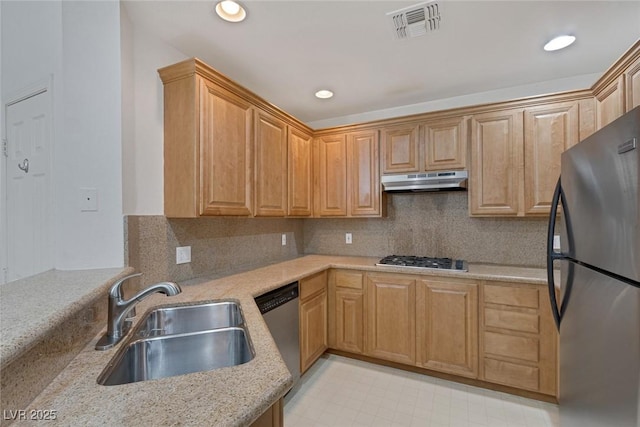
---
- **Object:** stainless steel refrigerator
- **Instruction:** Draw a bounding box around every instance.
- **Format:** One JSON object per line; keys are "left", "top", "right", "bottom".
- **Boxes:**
{"left": 547, "top": 106, "right": 640, "bottom": 427}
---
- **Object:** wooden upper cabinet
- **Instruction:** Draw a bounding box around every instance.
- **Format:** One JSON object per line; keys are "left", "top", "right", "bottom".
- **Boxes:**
{"left": 314, "top": 130, "right": 382, "bottom": 218}
{"left": 348, "top": 130, "right": 381, "bottom": 217}
{"left": 381, "top": 124, "right": 420, "bottom": 173}
{"left": 315, "top": 134, "right": 348, "bottom": 216}
{"left": 160, "top": 68, "right": 253, "bottom": 217}
{"left": 523, "top": 102, "right": 579, "bottom": 215}
{"left": 380, "top": 118, "right": 467, "bottom": 174}
{"left": 626, "top": 54, "right": 640, "bottom": 112}
{"left": 595, "top": 75, "right": 625, "bottom": 130}
{"left": 592, "top": 40, "right": 640, "bottom": 120}
{"left": 423, "top": 116, "right": 468, "bottom": 171}
{"left": 160, "top": 58, "right": 312, "bottom": 218}
{"left": 287, "top": 127, "right": 313, "bottom": 216}
{"left": 469, "top": 109, "right": 523, "bottom": 216}
{"left": 254, "top": 110, "right": 287, "bottom": 217}
{"left": 199, "top": 78, "right": 253, "bottom": 216}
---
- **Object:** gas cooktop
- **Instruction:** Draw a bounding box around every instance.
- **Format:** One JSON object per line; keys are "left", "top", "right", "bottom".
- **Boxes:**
{"left": 376, "top": 255, "right": 468, "bottom": 272}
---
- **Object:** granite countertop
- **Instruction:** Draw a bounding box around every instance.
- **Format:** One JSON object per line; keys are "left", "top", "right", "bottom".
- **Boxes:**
{"left": 18, "top": 255, "right": 552, "bottom": 426}
{"left": 0, "top": 268, "right": 132, "bottom": 368}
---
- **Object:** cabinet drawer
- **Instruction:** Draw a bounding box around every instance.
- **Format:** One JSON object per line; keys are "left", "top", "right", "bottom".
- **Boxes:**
{"left": 484, "top": 308, "right": 539, "bottom": 333}
{"left": 300, "top": 271, "right": 327, "bottom": 300}
{"left": 484, "top": 331, "right": 539, "bottom": 362}
{"left": 484, "top": 358, "right": 539, "bottom": 391}
{"left": 334, "top": 271, "right": 363, "bottom": 290}
{"left": 484, "top": 285, "right": 539, "bottom": 308}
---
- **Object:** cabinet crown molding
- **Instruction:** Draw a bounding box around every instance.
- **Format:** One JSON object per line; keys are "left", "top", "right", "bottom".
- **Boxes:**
{"left": 592, "top": 39, "right": 640, "bottom": 95}
{"left": 158, "top": 58, "right": 312, "bottom": 135}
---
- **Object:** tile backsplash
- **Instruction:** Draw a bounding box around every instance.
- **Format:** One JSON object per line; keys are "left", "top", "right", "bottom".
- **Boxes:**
{"left": 303, "top": 192, "right": 547, "bottom": 267}
{"left": 125, "top": 216, "right": 304, "bottom": 286}
{"left": 126, "top": 192, "right": 547, "bottom": 284}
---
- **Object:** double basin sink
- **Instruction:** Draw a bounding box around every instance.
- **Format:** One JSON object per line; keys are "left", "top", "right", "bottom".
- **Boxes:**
{"left": 98, "top": 301, "right": 255, "bottom": 386}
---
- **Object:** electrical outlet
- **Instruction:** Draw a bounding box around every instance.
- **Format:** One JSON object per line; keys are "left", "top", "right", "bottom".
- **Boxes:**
{"left": 345, "top": 233, "right": 352, "bottom": 244}
{"left": 176, "top": 246, "right": 191, "bottom": 264}
{"left": 553, "top": 235, "right": 561, "bottom": 251}
{"left": 282, "top": 234, "right": 287, "bottom": 246}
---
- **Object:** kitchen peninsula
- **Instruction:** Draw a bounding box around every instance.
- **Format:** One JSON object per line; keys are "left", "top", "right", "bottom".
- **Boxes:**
{"left": 15, "top": 255, "right": 556, "bottom": 426}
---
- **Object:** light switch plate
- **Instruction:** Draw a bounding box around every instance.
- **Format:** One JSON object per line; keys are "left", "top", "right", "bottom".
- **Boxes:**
{"left": 282, "top": 234, "right": 287, "bottom": 246}
{"left": 553, "top": 235, "right": 561, "bottom": 251}
{"left": 346, "top": 233, "right": 352, "bottom": 244}
{"left": 176, "top": 246, "right": 191, "bottom": 264}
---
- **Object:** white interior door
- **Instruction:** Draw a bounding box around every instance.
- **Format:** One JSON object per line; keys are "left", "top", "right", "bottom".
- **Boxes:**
{"left": 5, "top": 89, "right": 53, "bottom": 282}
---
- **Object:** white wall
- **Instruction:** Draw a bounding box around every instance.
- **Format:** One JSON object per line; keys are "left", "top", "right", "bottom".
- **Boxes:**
{"left": 56, "top": 1, "right": 123, "bottom": 269}
{"left": 1, "top": 1, "right": 124, "bottom": 271}
{"left": 307, "top": 73, "right": 601, "bottom": 129}
{"left": 121, "top": 15, "right": 187, "bottom": 216}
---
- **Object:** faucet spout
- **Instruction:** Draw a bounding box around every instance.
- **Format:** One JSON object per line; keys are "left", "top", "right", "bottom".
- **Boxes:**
{"left": 120, "top": 281, "right": 182, "bottom": 305}
{"left": 96, "top": 274, "right": 182, "bottom": 350}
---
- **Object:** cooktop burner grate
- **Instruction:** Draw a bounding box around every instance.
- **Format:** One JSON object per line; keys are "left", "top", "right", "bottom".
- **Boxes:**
{"left": 376, "top": 255, "right": 468, "bottom": 271}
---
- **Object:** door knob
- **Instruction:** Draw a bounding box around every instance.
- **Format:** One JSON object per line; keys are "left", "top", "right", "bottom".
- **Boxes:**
{"left": 18, "top": 158, "right": 29, "bottom": 173}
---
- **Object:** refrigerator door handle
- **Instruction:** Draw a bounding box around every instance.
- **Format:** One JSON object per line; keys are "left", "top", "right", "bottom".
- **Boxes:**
{"left": 547, "top": 177, "right": 571, "bottom": 330}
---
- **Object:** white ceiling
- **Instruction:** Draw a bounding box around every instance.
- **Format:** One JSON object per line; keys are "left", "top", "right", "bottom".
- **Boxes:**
{"left": 123, "top": 1, "right": 640, "bottom": 127}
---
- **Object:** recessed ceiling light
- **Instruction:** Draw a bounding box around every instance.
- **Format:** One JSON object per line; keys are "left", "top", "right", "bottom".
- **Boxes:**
{"left": 315, "top": 89, "right": 334, "bottom": 99}
{"left": 544, "top": 35, "right": 576, "bottom": 52}
{"left": 215, "top": 0, "right": 246, "bottom": 22}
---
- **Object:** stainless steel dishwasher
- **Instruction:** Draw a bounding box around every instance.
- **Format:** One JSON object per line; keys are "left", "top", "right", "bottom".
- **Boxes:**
{"left": 255, "top": 282, "right": 300, "bottom": 388}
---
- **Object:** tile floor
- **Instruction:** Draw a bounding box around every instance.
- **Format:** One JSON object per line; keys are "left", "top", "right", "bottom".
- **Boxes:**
{"left": 284, "top": 354, "right": 559, "bottom": 427}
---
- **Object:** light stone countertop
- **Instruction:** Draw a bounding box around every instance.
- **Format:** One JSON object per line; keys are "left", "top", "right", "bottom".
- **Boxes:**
{"left": 0, "top": 267, "right": 131, "bottom": 368}
{"left": 17, "top": 255, "right": 553, "bottom": 426}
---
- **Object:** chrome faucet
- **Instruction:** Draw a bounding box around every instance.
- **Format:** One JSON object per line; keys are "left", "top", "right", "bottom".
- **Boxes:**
{"left": 95, "top": 273, "right": 182, "bottom": 350}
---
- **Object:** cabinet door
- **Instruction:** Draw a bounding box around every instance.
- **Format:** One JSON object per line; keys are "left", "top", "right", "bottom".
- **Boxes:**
{"left": 250, "top": 399, "right": 283, "bottom": 427}
{"left": 288, "top": 127, "right": 313, "bottom": 216}
{"left": 381, "top": 124, "right": 420, "bottom": 173}
{"left": 348, "top": 130, "right": 381, "bottom": 217}
{"left": 199, "top": 78, "right": 253, "bottom": 216}
{"left": 254, "top": 110, "right": 287, "bottom": 216}
{"left": 334, "top": 289, "right": 364, "bottom": 354}
{"left": 300, "top": 290, "right": 327, "bottom": 373}
{"left": 523, "top": 102, "right": 579, "bottom": 215}
{"left": 626, "top": 55, "right": 640, "bottom": 112}
{"left": 595, "top": 75, "right": 625, "bottom": 129}
{"left": 423, "top": 116, "right": 467, "bottom": 171}
{"left": 469, "top": 109, "right": 523, "bottom": 216}
{"left": 315, "top": 134, "right": 347, "bottom": 216}
{"left": 365, "top": 274, "right": 416, "bottom": 365}
{"left": 416, "top": 280, "right": 478, "bottom": 378}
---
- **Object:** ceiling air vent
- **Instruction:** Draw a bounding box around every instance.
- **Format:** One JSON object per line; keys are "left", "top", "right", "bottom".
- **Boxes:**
{"left": 387, "top": 1, "right": 441, "bottom": 40}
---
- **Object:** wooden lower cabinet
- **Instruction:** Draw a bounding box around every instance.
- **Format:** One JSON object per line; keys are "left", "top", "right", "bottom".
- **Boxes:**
{"left": 299, "top": 271, "right": 328, "bottom": 373}
{"left": 324, "top": 269, "right": 557, "bottom": 398}
{"left": 479, "top": 281, "right": 558, "bottom": 396}
{"left": 365, "top": 274, "right": 416, "bottom": 365}
{"left": 329, "top": 270, "right": 365, "bottom": 354}
{"left": 251, "top": 399, "right": 283, "bottom": 427}
{"left": 416, "top": 279, "right": 478, "bottom": 378}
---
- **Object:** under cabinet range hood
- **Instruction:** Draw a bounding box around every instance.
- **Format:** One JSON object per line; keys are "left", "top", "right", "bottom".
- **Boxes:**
{"left": 381, "top": 170, "right": 468, "bottom": 192}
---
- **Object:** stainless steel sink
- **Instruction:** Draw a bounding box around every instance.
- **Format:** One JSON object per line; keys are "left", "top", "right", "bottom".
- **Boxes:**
{"left": 98, "top": 327, "right": 254, "bottom": 385}
{"left": 97, "top": 300, "right": 254, "bottom": 386}
{"left": 136, "top": 301, "right": 245, "bottom": 337}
